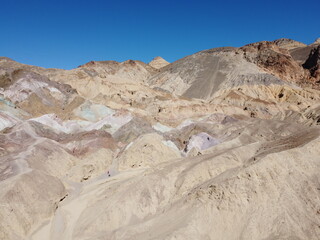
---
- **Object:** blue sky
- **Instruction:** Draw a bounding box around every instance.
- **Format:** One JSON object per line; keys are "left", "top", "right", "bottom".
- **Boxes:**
{"left": 0, "top": 0, "right": 319, "bottom": 69}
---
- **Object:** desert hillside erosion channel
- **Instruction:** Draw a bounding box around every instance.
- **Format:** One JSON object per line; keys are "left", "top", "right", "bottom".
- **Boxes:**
{"left": 0, "top": 38, "right": 320, "bottom": 240}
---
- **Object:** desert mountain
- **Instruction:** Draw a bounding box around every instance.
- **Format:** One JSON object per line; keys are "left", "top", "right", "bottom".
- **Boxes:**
{"left": 148, "top": 56, "right": 170, "bottom": 69}
{"left": 149, "top": 39, "right": 320, "bottom": 97}
{"left": 0, "top": 38, "right": 320, "bottom": 240}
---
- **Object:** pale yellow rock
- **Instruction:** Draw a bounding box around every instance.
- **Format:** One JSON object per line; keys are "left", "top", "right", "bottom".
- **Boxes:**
{"left": 67, "top": 148, "right": 113, "bottom": 182}
{"left": 117, "top": 133, "right": 181, "bottom": 170}
{"left": 0, "top": 170, "right": 66, "bottom": 240}
{"left": 148, "top": 56, "right": 170, "bottom": 69}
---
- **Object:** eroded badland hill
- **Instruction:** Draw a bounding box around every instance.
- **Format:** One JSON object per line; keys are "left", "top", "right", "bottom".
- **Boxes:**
{"left": 1, "top": 38, "right": 320, "bottom": 240}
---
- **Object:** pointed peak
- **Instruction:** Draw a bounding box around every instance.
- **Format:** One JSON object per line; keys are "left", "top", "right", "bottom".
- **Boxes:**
{"left": 152, "top": 56, "right": 165, "bottom": 61}
{"left": 148, "top": 56, "right": 169, "bottom": 69}
{"left": 313, "top": 38, "right": 320, "bottom": 45}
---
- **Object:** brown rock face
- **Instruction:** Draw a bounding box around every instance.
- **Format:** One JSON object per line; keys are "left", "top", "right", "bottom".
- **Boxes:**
{"left": 239, "top": 41, "right": 307, "bottom": 83}
{"left": 303, "top": 46, "right": 320, "bottom": 82}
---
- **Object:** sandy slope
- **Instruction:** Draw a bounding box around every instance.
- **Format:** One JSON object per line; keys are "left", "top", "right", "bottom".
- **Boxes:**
{"left": 27, "top": 122, "right": 320, "bottom": 240}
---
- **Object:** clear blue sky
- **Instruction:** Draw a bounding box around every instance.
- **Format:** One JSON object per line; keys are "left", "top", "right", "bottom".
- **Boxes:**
{"left": 0, "top": 0, "right": 319, "bottom": 69}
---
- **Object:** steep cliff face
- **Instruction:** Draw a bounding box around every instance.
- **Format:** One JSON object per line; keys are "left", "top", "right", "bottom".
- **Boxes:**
{"left": 303, "top": 45, "right": 320, "bottom": 82}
